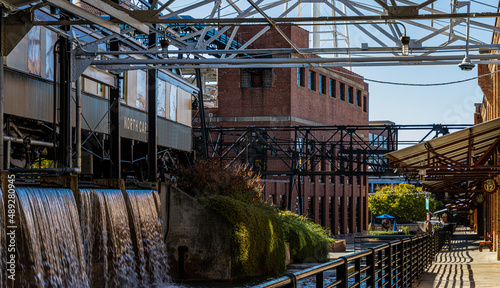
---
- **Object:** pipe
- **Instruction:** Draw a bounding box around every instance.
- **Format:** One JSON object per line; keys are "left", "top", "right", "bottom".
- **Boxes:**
{"left": 3, "top": 136, "right": 55, "bottom": 147}
{"left": 92, "top": 53, "right": 500, "bottom": 65}
{"left": 76, "top": 77, "right": 82, "bottom": 170}
{"left": 8, "top": 167, "right": 81, "bottom": 174}
{"left": 0, "top": 8, "right": 3, "bottom": 170}
{"left": 33, "top": 11, "right": 500, "bottom": 25}
{"left": 53, "top": 38, "right": 59, "bottom": 163}
{"left": 83, "top": 44, "right": 500, "bottom": 56}
{"left": 0, "top": 55, "right": 4, "bottom": 170}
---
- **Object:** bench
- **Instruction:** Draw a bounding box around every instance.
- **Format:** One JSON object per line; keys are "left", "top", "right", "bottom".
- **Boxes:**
{"left": 479, "top": 233, "right": 493, "bottom": 252}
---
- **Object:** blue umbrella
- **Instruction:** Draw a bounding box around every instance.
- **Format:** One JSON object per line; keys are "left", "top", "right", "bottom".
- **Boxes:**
{"left": 376, "top": 214, "right": 395, "bottom": 219}
{"left": 393, "top": 220, "right": 397, "bottom": 231}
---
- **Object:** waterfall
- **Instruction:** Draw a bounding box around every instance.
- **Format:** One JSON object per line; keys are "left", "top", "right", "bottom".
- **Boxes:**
{"left": 126, "top": 190, "right": 170, "bottom": 285}
{"left": 80, "top": 189, "right": 139, "bottom": 287}
{"left": 2, "top": 186, "right": 172, "bottom": 287}
{"left": 79, "top": 189, "right": 171, "bottom": 287}
{"left": 16, "top": 187, "right": 88, "bottom": 287}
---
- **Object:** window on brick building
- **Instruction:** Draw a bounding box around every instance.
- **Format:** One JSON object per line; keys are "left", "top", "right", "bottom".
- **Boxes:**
{"left": 348, "top": 86, "right": 354, "bottom": 104}
{"left": 319, "top": 75, "right": 326, "bottom": 94}
{"left": 363, "top": 96, "right": 368, "bottom": 112}
{"left": 329, "top": 79, "right": 336, "bottom": 98}
{"left": 356, "top": 90, "right": 362, "bottom": 107}
{"left": 297, "top": 67, "right": 305, "bottom": 87}
{"left": 319, "top": 197, "right": 324, "bottom": 226}
{"left": 308, "top": 70, "right": 316, "bottom": 91}
{"left": 241, "top": 68, "right": 272, "bottom": 88}
{"left": 329, "top": 197, "right": 334, "bottom": 230}
{"left": 339, "top": 82, "right": 345, "bottom": 101}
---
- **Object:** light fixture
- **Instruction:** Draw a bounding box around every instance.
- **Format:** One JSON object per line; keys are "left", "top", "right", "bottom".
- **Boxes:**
{"left": 160, "top": 39, "right": 170, "bottom": 58}
{"left": 457, "top": 1, "right": 474, "bottom": 71}
{"left": 400, "top": 35, "right": 410, "bottom": 56}
{"left": 458, "top": 56, "right": 475, "bottom": 71}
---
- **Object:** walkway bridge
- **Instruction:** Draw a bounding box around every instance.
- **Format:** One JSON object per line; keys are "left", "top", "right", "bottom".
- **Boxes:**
{"left": 256, "top": 227, "right": 500, "bottom": 288}
{"left": 194, "top": 124, "right": 470, "bottom": 178}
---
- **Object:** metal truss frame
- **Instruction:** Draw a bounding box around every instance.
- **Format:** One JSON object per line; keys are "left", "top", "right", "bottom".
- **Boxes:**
{"left": 2, "top": 0, "right": 500, "bottom": 70}
{"left": 194, "top": 123, "right": 470, "bottom": 177}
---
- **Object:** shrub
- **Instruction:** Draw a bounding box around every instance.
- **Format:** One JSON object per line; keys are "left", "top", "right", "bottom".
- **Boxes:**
{"left": 278, "top": 211, "right": 334, "bottom": 263}
{"left": 198, "top": 196, "right": 286, "bottom": 277}
{"left": 174, "top": 159, "right": 263, "bottom": 204}
{"left": 402, "top": 226, "right": 409, "bottom": 235}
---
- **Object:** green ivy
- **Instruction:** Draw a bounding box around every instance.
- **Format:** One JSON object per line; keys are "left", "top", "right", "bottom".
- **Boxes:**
{"left": 197, "top": 196, "right": 286, "bottom": 278}
{"left": 278, "top": 211, "right": 334, "bottom": 263}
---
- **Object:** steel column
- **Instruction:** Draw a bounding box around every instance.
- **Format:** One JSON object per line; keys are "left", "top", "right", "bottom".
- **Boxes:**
{"left": 195, "top": 67, "right": 208, "bottom": 158}
{"left": 109, "top": 38, "right": 121, "bottom": 178}
{"left": 147, "top": 20, "right": 157, "bottom": 182}
{"left": 58, "top": 34, "right": 72, "bottom": 168}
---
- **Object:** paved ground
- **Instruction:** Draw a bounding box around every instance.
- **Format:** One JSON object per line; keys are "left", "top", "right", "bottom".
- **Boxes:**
{"left": 416, "top": 227, "right": 500, "bottom": 288}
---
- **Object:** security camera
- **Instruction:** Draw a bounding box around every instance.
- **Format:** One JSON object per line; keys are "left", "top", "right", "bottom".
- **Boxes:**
{"left": 458, "top": 57, "right": 475, "bottom": 71}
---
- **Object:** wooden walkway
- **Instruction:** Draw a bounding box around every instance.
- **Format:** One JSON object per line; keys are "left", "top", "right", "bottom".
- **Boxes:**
{"left": 416, "top": 227, "right": 500, "bottom": 288}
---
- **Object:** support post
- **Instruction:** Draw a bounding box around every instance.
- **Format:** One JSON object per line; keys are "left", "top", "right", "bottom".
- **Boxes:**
{"left": 76, "top": 77, "right": 82, "bottom": 170}
{"left": 0, "top": 9, "right": 3, "bottom": 170}
{"left": 147, "top": 25, "right": 157, "bottom": 182}
{"left": 58, "top": 34, "right": 72, "bottom": 168}
{"left": 195, "top": 67, "right": 208, "bottom": 158}
{"left": 109, "top": 40, "right": 121, "bottom": 178}
{"left": 0, "top": 55, "right": 4, "bottom": 170}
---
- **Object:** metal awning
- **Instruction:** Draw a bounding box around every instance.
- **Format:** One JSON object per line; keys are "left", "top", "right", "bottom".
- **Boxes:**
{"left": 384, "top": 117, "right": 500, "bottom": 195}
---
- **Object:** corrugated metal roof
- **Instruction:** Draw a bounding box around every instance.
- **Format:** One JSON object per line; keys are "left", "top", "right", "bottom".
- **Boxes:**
{"left": 384, "top": 117, "right": 500, "bottom": 192}
{"left": 385, "top": 117, "right": 500, "bottom": 168}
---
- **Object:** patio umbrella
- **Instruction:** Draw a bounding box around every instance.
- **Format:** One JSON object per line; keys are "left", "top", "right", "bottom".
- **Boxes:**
{"left": 375, "top": 214, "right": 395, "bottom": 219}
{"left": 393, "top": 220, "right": 397, "bottom": 231}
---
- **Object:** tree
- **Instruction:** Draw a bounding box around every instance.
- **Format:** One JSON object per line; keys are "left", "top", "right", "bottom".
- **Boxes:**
{"left": 369, "top": 183, "right": 436, "bottom": 221}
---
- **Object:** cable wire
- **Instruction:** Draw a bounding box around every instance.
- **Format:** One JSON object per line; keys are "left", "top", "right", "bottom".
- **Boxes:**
{"left": 364, "top": 68, "right": 500, "bottom": 86}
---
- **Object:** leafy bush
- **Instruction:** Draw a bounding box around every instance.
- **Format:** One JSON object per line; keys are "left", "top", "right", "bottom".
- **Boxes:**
{"left": 368, "top": 231, "right": 401, "bottom": 236}
{"left": 198, "top": 196, "right": 286, "bottom": 277}
{"left": 174, "top": 159, "right": 263, "bottom": 204}
{"left": 402, "top": 226, "right": 409, "bottom": 235}
{"left": 278, "top": 211, "right": 334, "bottom": 263}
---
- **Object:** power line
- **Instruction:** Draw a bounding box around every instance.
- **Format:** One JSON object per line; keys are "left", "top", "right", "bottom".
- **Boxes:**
{"left": 364, "top": 68, "right": 500, "bottom": 86}
{"left": 470, "top": 0, "right": 498, "bottom": 9}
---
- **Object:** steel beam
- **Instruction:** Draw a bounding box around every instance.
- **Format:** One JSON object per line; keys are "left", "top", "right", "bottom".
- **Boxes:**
{"left": 147, "top": 16, "right": 157, "bottom": 182}
{"left": 92, "top": 53, "right": 500, "bottom": 66}
{"left": 45, "top": 0, "right": 121, "bottom": 34}
{"left": 80, "top": 0, "right": 150, "bottom": 34}
{"left": 109, "top": 39, "right": 121, "bottom": 179}
{"left": 58, "top": 34, "right": 72, "bottom": 168}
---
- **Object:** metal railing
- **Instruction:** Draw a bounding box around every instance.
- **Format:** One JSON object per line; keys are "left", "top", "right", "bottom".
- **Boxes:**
{"left": 256, "top": 230, "right": 447, "bottom": 288}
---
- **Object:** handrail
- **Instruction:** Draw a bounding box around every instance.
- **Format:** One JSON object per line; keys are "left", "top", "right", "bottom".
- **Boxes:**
{"left": 257, "top": 229, "right": 448, "bottom": 288}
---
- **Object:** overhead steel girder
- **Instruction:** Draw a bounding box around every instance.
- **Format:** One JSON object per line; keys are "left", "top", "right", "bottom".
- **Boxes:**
{"left": 137, "top": 12, "right": 500, "bottom": 25}
{"left": 45, "top": 0, "right": 121, "bottom": 34}
{"left": 91, "top": 53, "right": 500, "bottom": 66}
{"left": 79, "top": 0, "right": 149, "bottom": 34}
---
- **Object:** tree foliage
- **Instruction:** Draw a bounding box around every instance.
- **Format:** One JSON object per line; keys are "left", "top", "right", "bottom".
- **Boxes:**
{"left": 369, "top": 183, "right": 436, "bottom": 221}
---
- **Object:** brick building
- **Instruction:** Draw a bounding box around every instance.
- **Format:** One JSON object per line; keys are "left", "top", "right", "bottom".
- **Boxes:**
{"left": 476, "top": 9, "right": 500, "bottom": 259}
{"left": 203, "top": 25, "right": 370, "bottom": 235}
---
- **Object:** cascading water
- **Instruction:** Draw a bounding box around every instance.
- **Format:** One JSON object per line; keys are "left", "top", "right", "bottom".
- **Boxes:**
{"left": 15, "top": 187, "right": 89, "bottom": 287}
{"left": 80, "top": 189, "right": 139, "bottom": 288}
{"left": 79, "top": 189, "right": 172, "bottom": 288}
{"left": 126, "top": 190, "right": 170, "bottom": 285}
{"left": 1, "top": 186, "right": 174, "bottom": 288}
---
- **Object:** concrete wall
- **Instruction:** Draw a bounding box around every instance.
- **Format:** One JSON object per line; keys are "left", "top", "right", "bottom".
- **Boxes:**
{"left": 160, "top": 184, "right": 232, "bottom": 281}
